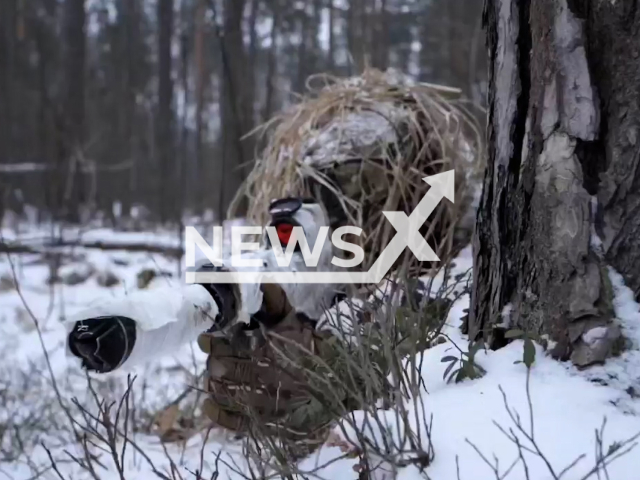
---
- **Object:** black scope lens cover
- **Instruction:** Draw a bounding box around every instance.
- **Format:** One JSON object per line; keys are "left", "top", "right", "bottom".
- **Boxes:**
{"left": 269, "top": 197, "right": 303, "bottom": 218}
{"left": 68, "top": 316, "right": 136, "bottom": 373}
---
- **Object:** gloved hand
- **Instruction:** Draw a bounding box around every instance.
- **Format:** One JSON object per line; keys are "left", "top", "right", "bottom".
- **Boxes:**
{"left": 68, "top": 316, "right": 136, "bottom": 373}
{"left": 196, "top": 282, "right": 348, "bottom": 455}
{"left": 198, "top": 310, "right": 337, "bottom": 440}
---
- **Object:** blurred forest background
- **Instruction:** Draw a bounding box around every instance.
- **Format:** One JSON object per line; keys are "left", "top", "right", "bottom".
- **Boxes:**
{"left": 0, "top": 0, "right": 486, "bottom": 227}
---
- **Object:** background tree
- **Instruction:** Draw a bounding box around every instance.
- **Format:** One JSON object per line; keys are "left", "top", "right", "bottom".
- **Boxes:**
{"left": 58, "top": 0, "right": 86, "bottom": 222}
{"left": 0, "top": 0, "right": 487, "bottom": 225}
{"left": 470, "top": 0, "right": 640, "bottom": 367}
{"left": 156, "top": 0, "right": 175, "bottom": 223}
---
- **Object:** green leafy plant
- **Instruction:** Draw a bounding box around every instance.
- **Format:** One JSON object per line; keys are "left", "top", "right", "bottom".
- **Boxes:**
{"left": 441, "top": 340, "right": 487, "bottom": 384}
{"left": 504, "top": 329, "right": 537, "bottom": 368}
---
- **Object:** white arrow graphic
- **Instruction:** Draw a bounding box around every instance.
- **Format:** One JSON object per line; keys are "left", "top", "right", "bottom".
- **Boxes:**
{"left": 367, "top": 170, "right": 455, "bottom": 283}
{"left": 187, "top": 170, "right": 455, "bottom": 284}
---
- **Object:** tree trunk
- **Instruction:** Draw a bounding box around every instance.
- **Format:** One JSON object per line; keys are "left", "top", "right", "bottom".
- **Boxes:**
{"left": 295, "top": 5, "right": 310, "bottom": 94}
{"left": 373, "top": 0, "right": 389, "bottom": 71}
{"left": 194, "top": 0, "right": 205, "bottom": 214}
{"left": 218, "top": 0, "right": 248, "bottom": 217}
{"left": 470, "top": 0, "right": 640, "bottom": 368}
{"left": 60, "top": 0, "right": 86, "bottom": 222}
{"left": 0, "top": 0, "right": 17, "bottom": 164}
{"left": 263, "top": 1, "right": 280, "bottom": 122}
{"left": 156, "top": 0, "right": 175, "bottom": 223}
{"left": 114, "top": 0, "right": 137, "bottom": 219}
{"left": 327, "top": 0, "right": 335, "bottom": 72}
{"left": 247, "top": 0, "right": 259, "bottom": 124}
{"left": 347, "top": 0, "right": 365, "bottom": 73}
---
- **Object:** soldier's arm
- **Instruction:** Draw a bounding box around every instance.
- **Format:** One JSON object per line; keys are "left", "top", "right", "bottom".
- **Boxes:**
{"left": 64, "top": 283, "right": 220, "bottom": 373}
{"left": 65, "top": 197, "right": 337, "bottom": 374}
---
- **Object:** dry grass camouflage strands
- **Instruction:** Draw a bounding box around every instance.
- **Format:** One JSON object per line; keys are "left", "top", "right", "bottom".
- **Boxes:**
{"left": 231, "top": 68, "right": 484, "bottom": 274}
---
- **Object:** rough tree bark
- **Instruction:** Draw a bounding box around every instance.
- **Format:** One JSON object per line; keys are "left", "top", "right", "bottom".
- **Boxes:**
{"left": 470, "top": 0, "right": 640, "bottom": 368}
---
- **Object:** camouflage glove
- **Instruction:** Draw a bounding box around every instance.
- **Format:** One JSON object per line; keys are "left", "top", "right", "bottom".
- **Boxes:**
{"left": 197, "top": 284, "right": 345, "bottom": 447}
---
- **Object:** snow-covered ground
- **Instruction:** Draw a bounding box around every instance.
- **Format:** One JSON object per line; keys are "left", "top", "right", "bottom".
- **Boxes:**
{"left": 0, "top": 227, "right": 639, "bottom": 480}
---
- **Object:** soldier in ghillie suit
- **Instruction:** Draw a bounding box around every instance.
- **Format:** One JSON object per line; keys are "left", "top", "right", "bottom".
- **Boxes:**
{"left": 65, "top": 199, "right": 379, "bottom": 455}
{"left": 66, "top": 70, "right": 479, "bottom": 455}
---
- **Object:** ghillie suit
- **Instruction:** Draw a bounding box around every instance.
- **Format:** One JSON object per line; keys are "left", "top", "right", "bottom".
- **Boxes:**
{"left": 231, "top": 68, "right": 483, "bottom": 276}
{"left": 212, "top": 70, "right": 482, "bottom": 451}
{"left": 65, "top": 69, "right": 482, "bottom": 459}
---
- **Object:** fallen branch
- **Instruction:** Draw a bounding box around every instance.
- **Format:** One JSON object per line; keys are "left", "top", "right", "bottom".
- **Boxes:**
{"left": 0, "top": 240, "right": 183, "bottom": 258}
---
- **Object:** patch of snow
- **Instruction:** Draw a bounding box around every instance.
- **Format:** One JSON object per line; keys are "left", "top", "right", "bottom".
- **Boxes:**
{"left": 336, "top": 290, "right": 640, "bottom": 480}
{"left": 590, "top": 197, "right": 605, "bottom": 257}
{"left": 1, "top": 233, "right": 640, "bottom": 480}
{"left": 317, "top": 297, "right": 364, "bottom": 342}
{"left": 411, "top": 335, "right": 640, "bottom": 479}
{"left": 609, "top": 268, "right": 640, "bottom": 347}
{"left": 571, "top": 267, "right": 640, "bottom": 415}
{"left": 583, "top": 326, "right": 609, "bottom": 346}
{"left": 498, "top": 302, "right": 513, "bottom": 328}
{"left": 303, "top": 102, "right": 410, "bottom": 167}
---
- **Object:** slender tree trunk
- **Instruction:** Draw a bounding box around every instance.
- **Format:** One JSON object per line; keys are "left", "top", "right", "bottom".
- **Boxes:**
{"left": 219, "top": 0, "right": 248, "bottom": 216}
{"left": 247, "top": 0, "right": 259, "bottom": 124}
{"left": 61, "top": 0, "right": 86, "bottom": 222}
{"left": 39, "top": 0, "right": 58, "bottom": 220}
{"left": 194, "top": 0, "right": 205, "bottom": 214}
{"left": 114, "top": 0, "right": 136, "bottom": 219}
{"left": 35, "top": 19, "right": 49, "bottom": 171}
{"left": 0, "top": 0, "right": 11, "bottom": 221}
{"left": 295, "top": 6, "right": 310, "bottom": 94}
{"left": 156, "top": 0, "right": 175, "bottom": 223}
{"left": 327, "top": 0, "right": 335, "bottom": 72}
{"left": 347, "top": 0, "right": 364, "bottom": 72}
{"left": 126, "top": 0, "right": 143, "bottom": 218}
{"left": 0, "top": 0, "right": 17, "bottom": 164}
{"left": 471, "top": 0, "right": 640, "bottom": 368}
{"left": 263, "top": 1, "right": 280, "bottom": 122}
{"left": 176, "top": 0, "right": 191, "bottom": 215}
{"left": 313, "top": 0, "right": 322, "bottom": 70}
{"left": 373, "top": 0, "right": 389, "bottom": 71}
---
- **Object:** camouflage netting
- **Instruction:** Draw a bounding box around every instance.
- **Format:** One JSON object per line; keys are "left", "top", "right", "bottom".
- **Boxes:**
{"left": 230, "top": 68, "right": 484, "bottom": 275}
